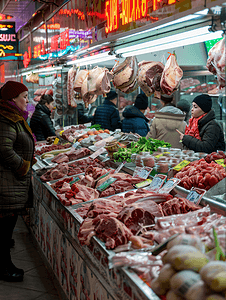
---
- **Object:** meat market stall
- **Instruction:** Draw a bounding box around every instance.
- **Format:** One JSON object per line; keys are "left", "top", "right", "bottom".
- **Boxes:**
{"left": 30, "top": 132, "right": 226, "bottom": 300}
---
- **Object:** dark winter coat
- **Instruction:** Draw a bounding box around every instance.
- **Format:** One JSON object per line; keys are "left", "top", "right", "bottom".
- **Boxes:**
{"left": 0, "top": 100, "right": 34, "bottom": 214}
{"left": 92, "top": 99, "right": 121, "bottom": 131}
{"left": 122, "top": 106, "right": 150, "bottom": 137}
{"left": 30, "top": 103, "right": 55, "bottom": 141}
{"left": 182, "top": 110, "right": 225, "bottom": 153}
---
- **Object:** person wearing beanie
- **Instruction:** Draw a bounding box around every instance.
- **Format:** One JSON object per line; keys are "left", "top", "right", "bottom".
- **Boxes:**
{"left": 122, "top": 93, "right": 150, "bottom": 136}
{"left": 30, "top": 94, "right": 56, "bottom": 141}
{"left": 92, "top": 90, "right": 121, "bottom": 131}
{"left": 146, "top": 93, "right": 186, "bottom": 149}
{"left": 177, "top": 94, "right": 225, "bottom": 153}
{"left": 0, "top": 81, "right": 35, "bottom": 282}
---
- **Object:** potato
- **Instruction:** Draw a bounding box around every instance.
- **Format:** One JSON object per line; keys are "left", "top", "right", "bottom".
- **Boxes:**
{"left": 200, "top": 261, "right": 226, "bottom": 292}
{"left": 151, "top": 277, "right": 169, "bottom": 296}
{"left": 163, "top": 245, "right": 208, "bottom": 272}
{"left": 163, "top": 245, "right": 200, "bottom": 264}
{"left": 166, "top": 290, "right": 184, "bottom": 300}
{"left": 170, "top": 270, "right": 201, "bottom": 295}
{"left": 167, "top": 234, "right": 205, "bottom": 253}
{"left": 158, "top": 264, "right": 177, "bottom": 287}
{"left": 184, "top": 280, "right": 211, "bottom": 300}
{"left": 206, "top": 295, "right": 225, "bottom": 300}
{"left": 173, "top": 251, "right": 208, "bottom": 272}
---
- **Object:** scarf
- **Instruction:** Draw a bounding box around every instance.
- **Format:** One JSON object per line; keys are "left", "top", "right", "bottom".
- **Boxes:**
{"left": 185, "top": 113, "right": 207, "bottom": 140}
{"left": 0, "top": 99, "right": 33, "bottom": 137}
{"left": 8, "top": 100, "right": 29, "bottom": 120}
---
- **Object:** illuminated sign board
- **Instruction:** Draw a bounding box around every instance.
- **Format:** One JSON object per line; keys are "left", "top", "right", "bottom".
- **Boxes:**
{"left": 0, "top": 13, "right": 13, "bottom": 21}
{"left": 105, "top": 0, "right": 177, "bottom": 33}
{"left": 0, "top": 22, "right": 18, "bottom": 60}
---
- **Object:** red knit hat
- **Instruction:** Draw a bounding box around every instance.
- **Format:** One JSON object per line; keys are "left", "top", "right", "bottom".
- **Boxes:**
{"left": 1, "top": 81, "right": 28, "bottom": 100}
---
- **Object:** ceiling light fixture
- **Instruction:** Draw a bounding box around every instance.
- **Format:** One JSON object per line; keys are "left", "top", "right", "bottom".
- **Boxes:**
{"left": 66, "top": 52, "right": 116, "bottom": 66}
{"left": 116, "top": 26, "right": 223, "bottom": 57}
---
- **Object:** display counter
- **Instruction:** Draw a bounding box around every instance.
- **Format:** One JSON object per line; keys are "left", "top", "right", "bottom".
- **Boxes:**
{"left": 31, "top": 152, "right": 226, "bottom": 300}
{"left": 31, "top": 167, "right": 161, "bottom": 300}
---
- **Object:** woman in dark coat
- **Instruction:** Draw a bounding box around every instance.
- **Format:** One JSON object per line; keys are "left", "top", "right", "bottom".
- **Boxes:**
{"left": 0, "top": 81, "right": 35, "bottom": 282}
{"left": 177, "top": 94, "right": 225, "bottom": 153}
{"left": 30, "top": 94, "right": 55, "bottom": 141}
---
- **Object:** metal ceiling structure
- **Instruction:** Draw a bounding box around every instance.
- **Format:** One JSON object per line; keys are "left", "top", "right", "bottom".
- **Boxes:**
{"left": 0, "top": 0, "right": 38, "bottom": 32}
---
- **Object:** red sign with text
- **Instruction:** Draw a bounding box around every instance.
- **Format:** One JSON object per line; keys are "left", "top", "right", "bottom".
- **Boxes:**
{"left": 105, "top": 0, "right": 177, "bottom": 33}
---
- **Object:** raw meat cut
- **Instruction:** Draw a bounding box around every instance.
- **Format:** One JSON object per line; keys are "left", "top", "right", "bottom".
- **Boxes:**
{"left": 95, "top": 217, "right": 133, "bottom": 249}
{"left": 87, "top": 66, "right": 113, "bottom": 95}
{"left": 160, "top": 53, "right": 183, "bottom": 95}
{"left": 67, "top": 66, "right": 77, "bottom": 106}
{"left": 51, "top": 153, "right": 69, "bottom": 163}
{"left": 81, "top": 74, "right": 98, "bottom": 108}
{"left": 160, "top": 197, "right": 200, "bottom": 216}
{"left": 117, "top": 200, "right": 164, "bottom": 234}
{"left": 206, "top": 36, "right": 225, "bottom": 88}
{"left": 72, "top": 183, "right": 99, "bottom": 202}
{"left": 40, "top": 163, "right": 69, "bottom": 182}
{"left": 155, "top": 206, "right": 210, "bottom": 230}
{"left": 87, "top": 198, "right": 123, "bottom": 218}
{"left": 138, "top": 61, "right": 164, "bottom": 96}
{"left": 51, "top": 147, "right": 90, "bottom": 163}
{"left": 113, "top": 57, "right": 138, "bottom": 93}
{"left": 74, "top": 69, "right": 88, "bottom": 93}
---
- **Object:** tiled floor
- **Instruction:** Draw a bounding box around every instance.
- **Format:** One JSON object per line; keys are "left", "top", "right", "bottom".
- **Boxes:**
{"left": 0, "top": 216, "right": 64, "bottom": 300}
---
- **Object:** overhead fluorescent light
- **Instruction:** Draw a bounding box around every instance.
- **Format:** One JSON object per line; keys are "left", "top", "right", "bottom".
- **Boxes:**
{"left": 21, "top": 66, "right": 63, "bottom": 76}
{"left": 67, "top": 52, "right": 116, "bottom": 66}
{"left": 117, "top": 26, "right": 223, "bottom": 57}
{"left": 116, "top": 26, "right": 211, "bottom": 54}
{"left": 117, "top": 9, "right": 209, "bottom": 41}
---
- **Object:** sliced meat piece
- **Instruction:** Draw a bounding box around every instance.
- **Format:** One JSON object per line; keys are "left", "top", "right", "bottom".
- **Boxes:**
{"left": 117, "top": 200, "right": 164, "bottom": 234}
{"left": 160, "top": 54, "right": 183, "bottom": 95}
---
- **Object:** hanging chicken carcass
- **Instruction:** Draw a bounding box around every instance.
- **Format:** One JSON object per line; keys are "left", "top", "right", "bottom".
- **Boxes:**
{"left": 112, "top": 56, "right": 139, "bottom": 93}
{"left": 87, "top": 66, "right": 113, "bottom": 96}
{"left": 160, "top": 54, "right": 183, "bottom": 95}
{"left": 138, "top": 61, "right": 165, "bottom": 96}
{"left": 206, "top": 36, "right": 225, "bottom": 89}
{"left": 73, "top": 70, "right": 89, "bottom": 93}
{"left": 67, "top": 66, "right": 77, "bottom": 107}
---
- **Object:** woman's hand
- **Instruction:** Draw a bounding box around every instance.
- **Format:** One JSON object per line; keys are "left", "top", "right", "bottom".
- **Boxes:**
{"left": 176, "top": 129, "right": 184, "bottom": 142}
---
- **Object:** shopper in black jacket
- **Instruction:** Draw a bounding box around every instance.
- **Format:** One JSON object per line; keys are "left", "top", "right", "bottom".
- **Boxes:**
{"left": 92, "top": 91, "right": 121, "bottom": 131}
{"left": 30, "top": 95, "right": 55, "bottom": 141}
{"left": 177, "top": 94, "right": 225, "bottom": 153}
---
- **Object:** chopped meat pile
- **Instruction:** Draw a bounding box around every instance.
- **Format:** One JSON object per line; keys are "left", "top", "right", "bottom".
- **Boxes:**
{"left": 51, "top": 147, "right": 90, "bottom": 163}
{"left": 40, "top": 158, "right": 105, "bottom": 182}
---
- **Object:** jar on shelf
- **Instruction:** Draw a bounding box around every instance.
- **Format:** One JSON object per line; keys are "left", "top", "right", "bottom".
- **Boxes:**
{"left": 155, "top": 161, "right": 171, "bottom": 174}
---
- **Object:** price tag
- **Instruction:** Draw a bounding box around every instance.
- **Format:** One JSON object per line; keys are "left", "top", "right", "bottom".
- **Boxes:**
{"left": 90, "top": 147, "right": 106, "bottom": 159}
{"left": 69, "top": 177, "right": 80, "bottom": 185}
{"left": 135, "top": 179, "right": 152, "bottom": 189}
{"left": 96, "top": 177, "right": 117, "bottom": 192}
{"left": 72, "top": 141, "right": 80, "bottom": 149}
{"left": 158, "top": 178, "right": 181, "bottom": 194}
{"left": 114, "top": 162, "right": 126, "bottom": 174}
{"left": 53, "top": 138, "right": 59, "bottom": 145}
{"left": 154, "top": 154, "right": 164, "bottom": 159}
{"left": 133, "top": 167, "right": 153, "bottom": 179}
{"left": 146, "top": 174, "right": 167, "bottom": 192}
{"left": 95, "top": 171, "right": 110, "bottom": 182}
{"left": 215, "top": 159, "right": 226, "bottom": 168}
{"left": 173, "top": 160, "right": 190, "bottom": 171}
{"left": 186, "top": 187, "right": 206, "bottom": 205}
